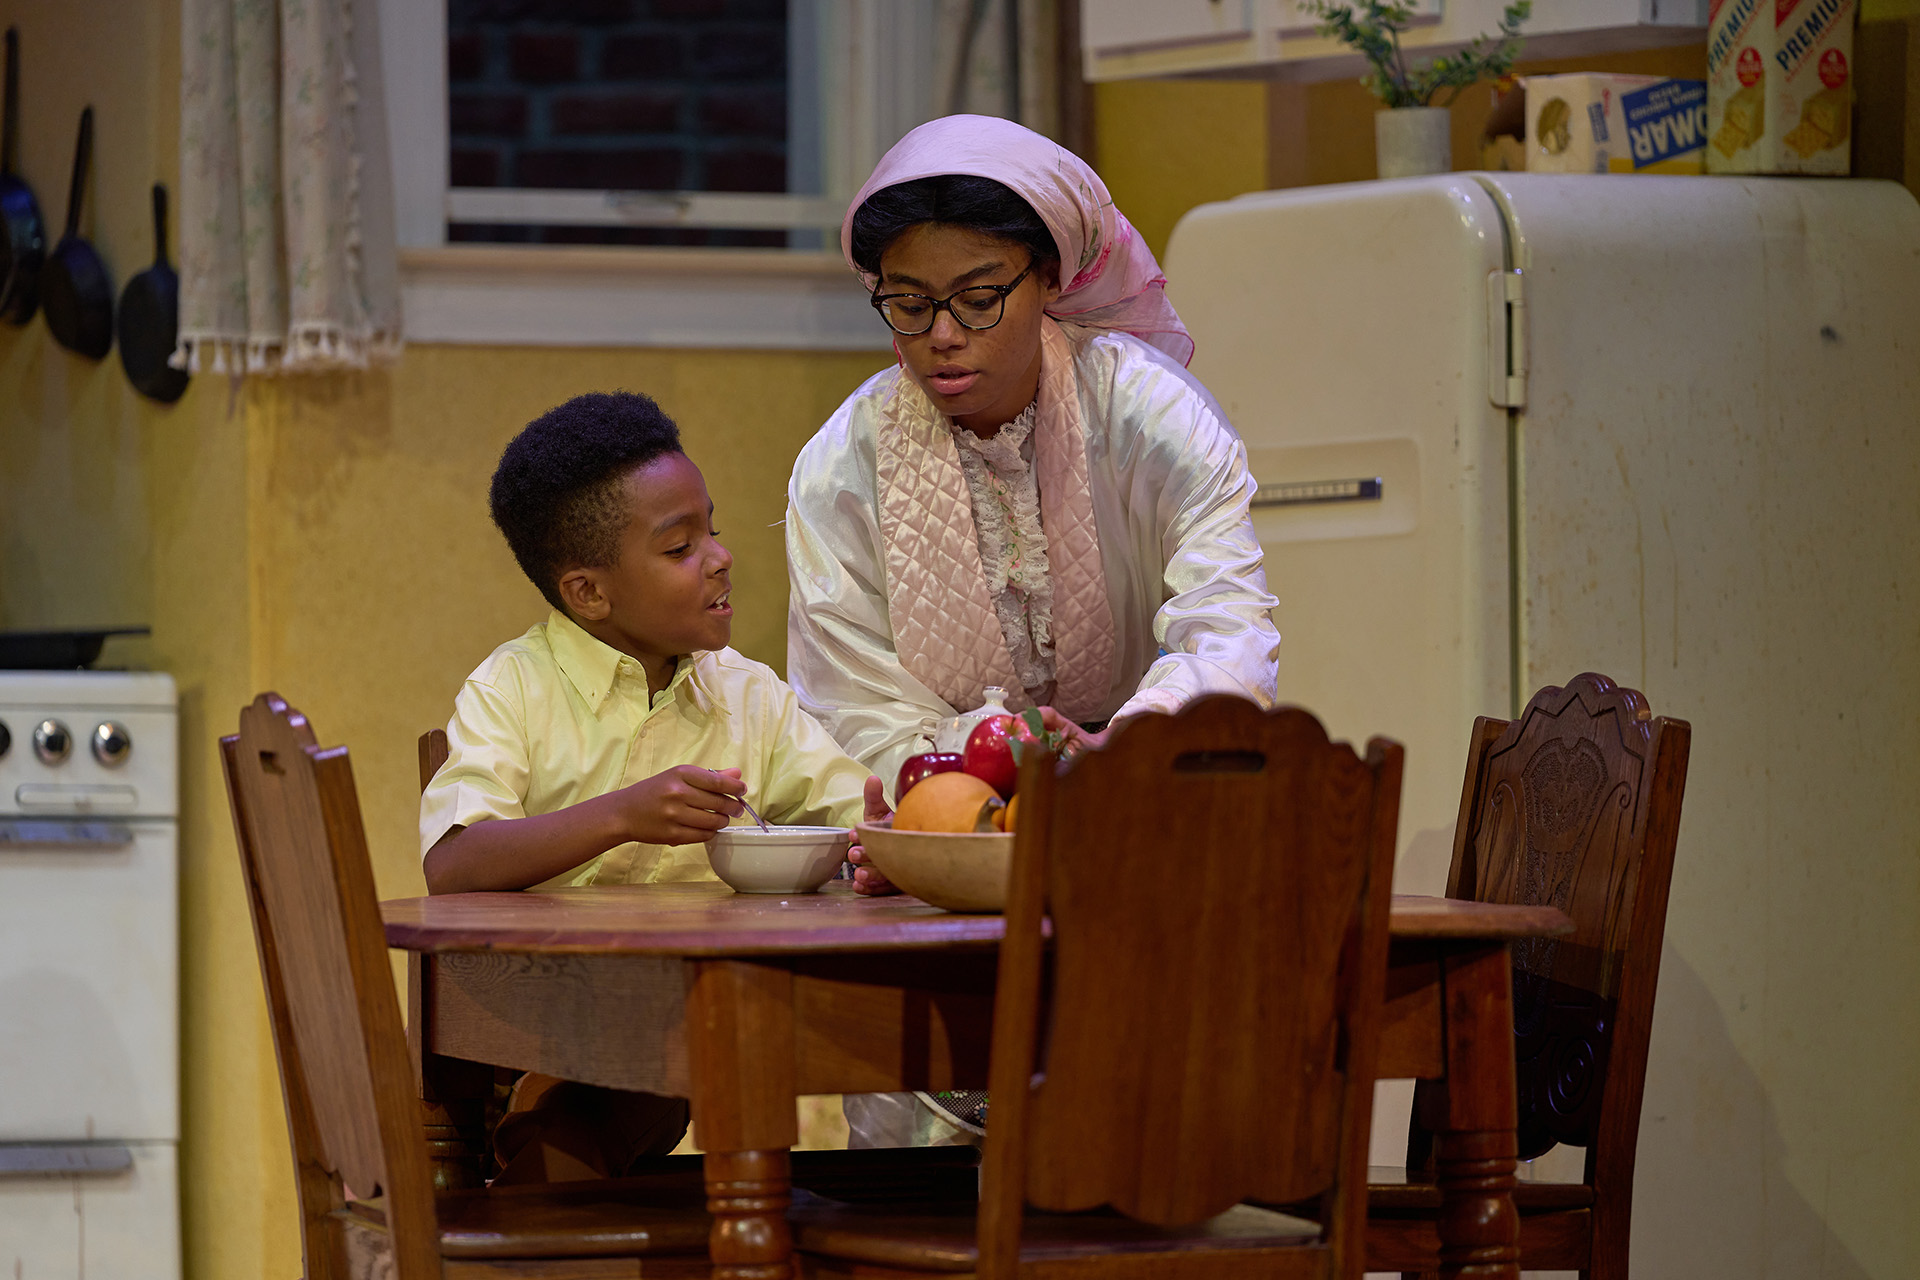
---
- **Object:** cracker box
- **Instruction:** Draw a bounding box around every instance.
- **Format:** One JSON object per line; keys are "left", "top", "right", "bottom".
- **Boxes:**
{"left": 1525, "top": 74, "right": 1709, "bottom": 174}
{"left": 1706, "top": 0, "right": 1856, "bottom": 174}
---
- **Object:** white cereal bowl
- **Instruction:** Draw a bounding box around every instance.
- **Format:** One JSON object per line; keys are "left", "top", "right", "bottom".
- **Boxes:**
{"left": 706, "top": 825, "right": 853, "bottom": 894}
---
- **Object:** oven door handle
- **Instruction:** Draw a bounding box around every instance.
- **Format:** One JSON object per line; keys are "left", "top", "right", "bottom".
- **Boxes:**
{"left": 0, "top": 819, "right": 137, "bottom": 848}
{"left": 0, "top": 1145, "right": 135, "bottom": 1177}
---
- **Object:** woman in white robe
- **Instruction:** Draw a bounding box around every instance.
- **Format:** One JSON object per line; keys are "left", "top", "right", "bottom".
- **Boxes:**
{"left": 786, "top": 113, "right": 1280, "bottom": 844}
{"left": 786, "top": 117, "right": 1280, "bottom": 1145}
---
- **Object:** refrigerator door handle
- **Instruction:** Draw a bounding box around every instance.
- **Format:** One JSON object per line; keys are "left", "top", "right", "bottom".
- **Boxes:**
{"left": 1486, "top": 269, "right": 1528, "bottom": 408}
{"left": 1251, "top": 476, "right": 1384, "bottom": 507}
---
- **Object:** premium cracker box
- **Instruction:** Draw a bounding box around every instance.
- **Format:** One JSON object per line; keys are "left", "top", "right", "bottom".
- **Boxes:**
{"left": 1707, "top": 0, "right": 1856, "bottom": 174}
{"left": 1525, "top": 74, "right": 1709, "bottom": 174}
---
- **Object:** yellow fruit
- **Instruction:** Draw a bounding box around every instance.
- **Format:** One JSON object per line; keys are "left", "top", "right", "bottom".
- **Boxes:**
{"left": 894, "top": 771, "right": 1003, "bottom": 833}
{"left": 1001, "top": 794, "right": 1019, "bottom": 833}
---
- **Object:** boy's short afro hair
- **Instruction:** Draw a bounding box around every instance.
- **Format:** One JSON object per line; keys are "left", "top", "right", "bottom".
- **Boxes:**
{"left": 490, "top": 391, "right": 683, "bottom": 610}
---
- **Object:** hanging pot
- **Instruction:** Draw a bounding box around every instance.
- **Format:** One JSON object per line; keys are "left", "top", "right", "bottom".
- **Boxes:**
{"left": 117, "top": 184, "right": 189, "bottom": 403}
{"left": 41, "top": 106, "right": 114, "bottom": 359}
{"left": 0, "top": 27, "right": 46, "bottom": 325}
{"left": 1375, "top": 106, "right": 1453, "bottom": 180}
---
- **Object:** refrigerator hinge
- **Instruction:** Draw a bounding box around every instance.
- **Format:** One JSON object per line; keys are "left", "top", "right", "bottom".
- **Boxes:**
{"left": 1486, "top": 268, "right": 1528, "bottom": 408}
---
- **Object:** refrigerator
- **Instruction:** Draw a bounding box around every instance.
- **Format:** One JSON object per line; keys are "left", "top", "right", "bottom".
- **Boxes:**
{"left": 1163, "top": 173, "right": 1920, "bottom": 1280}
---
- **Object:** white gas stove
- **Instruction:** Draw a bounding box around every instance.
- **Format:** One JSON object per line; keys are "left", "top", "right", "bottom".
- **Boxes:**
{"left": 0, "top": 671, "right": 180, "bottom": 1278}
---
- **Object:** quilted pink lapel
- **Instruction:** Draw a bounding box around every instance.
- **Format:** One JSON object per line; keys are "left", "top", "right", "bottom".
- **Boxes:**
{"left": 1033, "top": 320, "right": 1117, "bottom": 721}
{"left": 873, "top": 324, "right": 1117, "bottom": 721}
{"left": 874, "top": 373, "right": 1021, "bottom": 711}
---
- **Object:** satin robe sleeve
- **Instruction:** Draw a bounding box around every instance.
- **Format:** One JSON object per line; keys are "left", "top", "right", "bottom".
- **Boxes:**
{"left": 785, "top": 377, "right": 960, "bottom": 791}
{"left": 1081, "top": 334, "right": 1281, "bottom": 726}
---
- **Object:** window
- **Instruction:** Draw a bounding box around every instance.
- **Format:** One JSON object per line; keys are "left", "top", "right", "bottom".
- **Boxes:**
{"left": 376, "top": 0, "right": 1083, "bottom": 347}
{"left": 445, "top": 0, "right": 820, "bottom": 248}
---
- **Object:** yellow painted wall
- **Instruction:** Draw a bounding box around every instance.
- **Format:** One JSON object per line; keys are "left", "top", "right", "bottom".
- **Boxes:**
{"left": 1092, "top": 78, "right": 1268, "bottom": 261}
{"left": 0, "top": 0, "right": 174, "bottom": 639}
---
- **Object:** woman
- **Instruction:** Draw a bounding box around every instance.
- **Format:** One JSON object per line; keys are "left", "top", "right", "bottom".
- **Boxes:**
{"left": 786, "top": 113, "right": 1279, "bottom": 859}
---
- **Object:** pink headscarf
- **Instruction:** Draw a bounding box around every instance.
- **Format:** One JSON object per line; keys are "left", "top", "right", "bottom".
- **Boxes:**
{"left": 841, "top": 115, "right": 1194, "bottom": 366}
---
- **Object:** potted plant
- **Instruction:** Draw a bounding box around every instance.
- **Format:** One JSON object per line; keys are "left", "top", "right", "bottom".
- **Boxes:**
{"left": 1305, "top": 1, "right": 1530, "bottom": 179}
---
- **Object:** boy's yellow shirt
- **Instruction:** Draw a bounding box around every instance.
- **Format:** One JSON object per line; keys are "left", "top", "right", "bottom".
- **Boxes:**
{"left": 422, "top": 610, "right": 870, "bottom": 888}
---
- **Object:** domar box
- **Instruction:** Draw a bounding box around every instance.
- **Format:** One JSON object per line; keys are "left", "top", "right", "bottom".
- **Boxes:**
{"left": 1707, "top": 0, "right": 1855, "bottom": 174}
{"left": 1524, "top": 74, "right": 1709, "bottom": 174}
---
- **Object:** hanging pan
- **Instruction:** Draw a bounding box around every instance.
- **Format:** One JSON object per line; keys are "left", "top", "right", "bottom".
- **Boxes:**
{"left": 0, "top": 27, "right": 46, "bottom": 324}
{"left": 41, "top": 106, "right": 113, "bottom": 358}
{"left": 117, "top": 184, "right": 189, "bottom": 403}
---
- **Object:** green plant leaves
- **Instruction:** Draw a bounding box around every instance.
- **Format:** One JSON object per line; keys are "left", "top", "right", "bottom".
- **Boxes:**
{"left": 1304, "top": 0, "right": 1530, "bottom": 109}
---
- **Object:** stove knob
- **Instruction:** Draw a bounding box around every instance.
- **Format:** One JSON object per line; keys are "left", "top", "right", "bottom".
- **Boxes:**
{"left": 92, "top": 722, "right": 133, "bottom": 767}
{"left": 34, "top": 719, "right": 73, "bottom": 764}
{"left": 0, "top": 719, "right": 9, "bottom": 759}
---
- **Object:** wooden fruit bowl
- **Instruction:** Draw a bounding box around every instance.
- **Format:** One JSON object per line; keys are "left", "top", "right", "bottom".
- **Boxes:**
{"left": 855, "top": 819, "right": 1013, "bottom": 912}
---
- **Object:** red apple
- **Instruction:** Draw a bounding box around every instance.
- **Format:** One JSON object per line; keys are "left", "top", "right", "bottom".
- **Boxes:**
{"left": 896, "top": 751, "right": 965, "bottom": 802}
{"left": 963, "top": 715, "right": 1020, "bottom": 798}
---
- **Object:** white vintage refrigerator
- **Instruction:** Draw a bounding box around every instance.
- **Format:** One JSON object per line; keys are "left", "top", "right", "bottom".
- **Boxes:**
{"left": 1164, "top": 173, "right": 1920, "bottom": 1279}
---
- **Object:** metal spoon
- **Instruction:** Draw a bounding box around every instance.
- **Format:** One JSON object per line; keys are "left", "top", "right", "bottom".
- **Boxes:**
{"left": 707, "top": 768, "right": 770, "bottom": 832}
{"left": 737, "top": 795, "right": 773, "bottom": 834}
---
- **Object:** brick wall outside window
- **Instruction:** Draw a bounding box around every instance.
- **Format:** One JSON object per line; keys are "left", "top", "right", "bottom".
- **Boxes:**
{"left": 448, "top": 0, "right": 790, "bottom": 247}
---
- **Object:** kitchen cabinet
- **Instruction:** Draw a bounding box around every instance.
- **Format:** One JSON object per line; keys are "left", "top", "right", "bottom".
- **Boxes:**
{"left": 1081, "top": 0, "right": 1707, "bottom": 83}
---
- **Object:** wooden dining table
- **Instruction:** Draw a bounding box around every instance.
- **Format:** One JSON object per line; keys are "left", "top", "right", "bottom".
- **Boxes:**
{"left": 382, "top": 882, "right": 1572, "bottom": 1280}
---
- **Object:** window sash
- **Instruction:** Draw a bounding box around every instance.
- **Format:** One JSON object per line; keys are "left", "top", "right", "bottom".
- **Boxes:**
{"left": 383, "top": 0, "right": 942, "bottom": 248}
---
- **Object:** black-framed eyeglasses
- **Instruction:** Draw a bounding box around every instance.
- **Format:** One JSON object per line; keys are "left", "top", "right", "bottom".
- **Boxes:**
{"left": 869, "top": 260, "right": 1035, "bottom": 336}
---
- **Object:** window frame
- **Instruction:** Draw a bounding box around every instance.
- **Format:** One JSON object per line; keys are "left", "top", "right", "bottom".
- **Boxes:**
{"left": 376, "top": 0, "right": 936, "bottom": 351}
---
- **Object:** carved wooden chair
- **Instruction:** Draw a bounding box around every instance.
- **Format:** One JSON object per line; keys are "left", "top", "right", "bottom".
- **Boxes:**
{"left": 1365, "top": 673, "right": 1692, "bottom": 1280}
{"left": 221, "top": 694, "right": 713, "bottom": 1279}
{"left": 791, "top": 697, "right": 1406, "bottom": 1279}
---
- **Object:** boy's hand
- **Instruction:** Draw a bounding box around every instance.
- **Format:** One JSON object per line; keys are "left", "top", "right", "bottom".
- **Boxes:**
{"left": 616, "top": 766, "right": 746, "bottom": 846}
{"left": 847, "top": 775, "right": 899, "bottom": 896}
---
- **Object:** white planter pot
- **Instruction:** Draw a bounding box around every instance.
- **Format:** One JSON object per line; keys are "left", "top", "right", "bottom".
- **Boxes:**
{"left": 1375, "top": 107, "right": 1452, "bottom": 179}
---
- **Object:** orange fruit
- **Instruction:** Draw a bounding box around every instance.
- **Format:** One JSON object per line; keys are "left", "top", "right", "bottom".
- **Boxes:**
{"left": 1001, "top": 794, "right": 1020, "bottom": 833}
{"left": 893, "top": 771, "right": 1003, "bottom": 833}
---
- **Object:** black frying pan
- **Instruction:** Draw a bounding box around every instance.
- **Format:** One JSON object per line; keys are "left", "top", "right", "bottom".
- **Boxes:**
{"left": 117, "top": 184, "right": 188, "bottom": 403}
{"left": 41, "top": 106, "right": 113, "bottom": 359}
{"left": 0, "top": 27, "right": 46, "bottom": 325}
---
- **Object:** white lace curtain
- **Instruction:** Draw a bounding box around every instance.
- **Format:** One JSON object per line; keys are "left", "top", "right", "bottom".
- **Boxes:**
{"left": 936, "top": 0, "right": 1061, "bottom": 138}
{"left": 816, "top": 0, "right": 1067, "bottom": 205}
{"left": 177, "top": 0, "right": 402, "bottom": 375}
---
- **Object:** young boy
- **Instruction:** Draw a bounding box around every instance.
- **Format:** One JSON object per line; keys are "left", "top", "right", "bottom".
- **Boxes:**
{"left": 422, "top": 390, "right": 884, "bottom": 1178}
{"left": 422, "top": 390, "right": 881, "bottom": 895}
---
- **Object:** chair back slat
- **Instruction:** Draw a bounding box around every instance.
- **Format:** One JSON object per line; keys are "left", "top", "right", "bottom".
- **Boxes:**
{"left": 1445, "top": 673, "right": 1690, "bottom": 1158}
{"left": 419, "top": 728, "right": 449, "bottom": 793}
{"left": 218, "top": 733, "right": 349, "bottom": 1280}
{"left": 224, "top": 693, "right": 440, "bottom": 1273}
{"left": 1006, "top": 698, "right": 1401, "bottom": 1231}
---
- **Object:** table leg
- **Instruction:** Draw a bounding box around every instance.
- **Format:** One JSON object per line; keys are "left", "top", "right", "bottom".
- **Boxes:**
{"left": 686, "top": 960, "right": 800, "bottom": 1280}
{"left": 407, "top": 953, "right": 492, "bottom": 1190}
{"left": 1433, "top": 942, "right": 1521, "bottom": 1280}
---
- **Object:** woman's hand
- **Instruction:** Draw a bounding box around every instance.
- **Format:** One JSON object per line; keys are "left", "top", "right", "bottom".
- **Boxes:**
{"left": 1035, "top": 706, "right": 1109, "bottom": 757}
{"left": 847, "top": 775, "right": 899, "bottom": 896}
